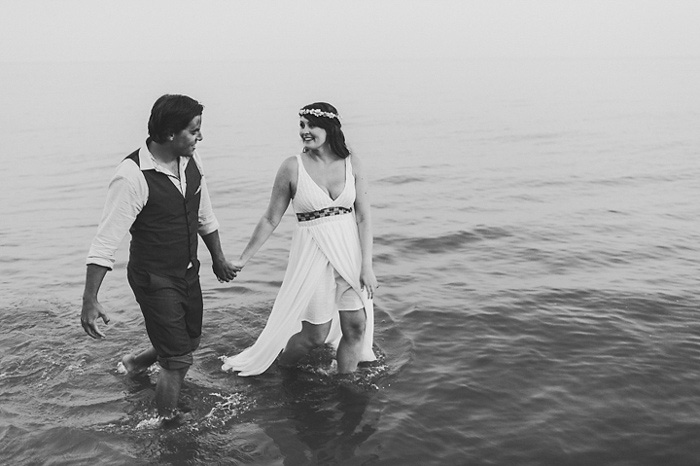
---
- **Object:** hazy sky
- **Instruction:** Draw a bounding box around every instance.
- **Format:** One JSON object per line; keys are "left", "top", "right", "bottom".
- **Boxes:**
{"left": 1, "top": 0, "right": 699, "bottom": 62}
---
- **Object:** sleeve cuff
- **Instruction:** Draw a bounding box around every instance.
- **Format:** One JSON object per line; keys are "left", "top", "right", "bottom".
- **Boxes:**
{"left": 86, "top": 257, "right": 114, "bottom": 270}
{"left": 198, "top": 219, "right": 220, "bottom": 237}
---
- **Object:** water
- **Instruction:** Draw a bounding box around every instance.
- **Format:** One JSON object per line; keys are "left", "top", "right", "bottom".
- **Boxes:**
{"left": 1, "top": 57, "right": 700, "bottom": 465}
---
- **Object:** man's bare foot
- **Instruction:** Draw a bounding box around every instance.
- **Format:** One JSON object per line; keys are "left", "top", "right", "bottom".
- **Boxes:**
{"left": 118, "top": 353, "right": 149, "bottom": 376}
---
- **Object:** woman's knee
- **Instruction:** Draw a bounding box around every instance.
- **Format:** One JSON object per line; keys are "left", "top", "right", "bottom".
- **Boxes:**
{"left": 340, "top": 310, "right": 366, "bottom": 341}
{"left": 300, "top": 321, "right": 331, "bottom": 347}
{"left": 346, "top": 322, "right": 366, "bottom": 341}
{"left": 302, "top": 331, "right": 325, "bottom": 348}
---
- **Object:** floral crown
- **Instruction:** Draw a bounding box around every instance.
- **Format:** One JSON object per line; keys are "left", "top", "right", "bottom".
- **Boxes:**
{"left": 299, "top": 108, "right": 339, "bottom": 119}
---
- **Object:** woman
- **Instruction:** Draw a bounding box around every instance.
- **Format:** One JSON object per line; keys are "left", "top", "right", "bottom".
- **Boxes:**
{"left": 221, "top": 102, "right": 378, "bottom": 377}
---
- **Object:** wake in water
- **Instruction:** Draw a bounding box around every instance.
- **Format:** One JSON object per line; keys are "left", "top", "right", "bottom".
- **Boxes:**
{"left": 95, "top": 363, "right": 255, "bottom": 433}
{"left": 0, "top": 294, "right": 408, "bottom": 464}
{"left": 130, "top": 391, "right": 252, "bottom": 432}
{"left": 99, "top": 342, "right": 391, "bottom": 435}
{"left": 288, "top": 343, "right": 389, "bottom": 392}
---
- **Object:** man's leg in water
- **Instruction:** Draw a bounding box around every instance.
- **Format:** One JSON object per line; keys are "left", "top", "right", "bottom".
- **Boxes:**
{"left": 155, "top": 365, "right": 189, "bottom": 419}
{"left": 128, "top": 266, "right": 202, "bottom": 421}
{"left": 122, "top": 347, "right": 158, "bottom": 375}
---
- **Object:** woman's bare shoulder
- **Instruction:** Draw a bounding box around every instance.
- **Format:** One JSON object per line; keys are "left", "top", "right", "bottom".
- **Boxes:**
{"left": 349, "top": 153, "right": 364, "bottom": 174}
{"left": 278, "top": 155, "right": 299, "bottom": 174}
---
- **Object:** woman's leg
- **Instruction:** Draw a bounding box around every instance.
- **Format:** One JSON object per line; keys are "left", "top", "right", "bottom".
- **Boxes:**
{"left": 337, "top": 308, "right": 366, "bottom": 374}
{"left": 279, "top": 320, "right": 332, "bottom": 367}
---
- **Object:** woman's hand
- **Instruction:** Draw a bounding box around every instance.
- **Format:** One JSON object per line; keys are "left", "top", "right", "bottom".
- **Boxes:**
{"left": 231, "top": 259, "right": 245, "bottom": 272}
{"left": 360, "top": 264, "right": 378, "bottom": 300}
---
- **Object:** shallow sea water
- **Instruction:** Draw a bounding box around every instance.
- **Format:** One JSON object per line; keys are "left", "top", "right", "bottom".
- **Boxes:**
{"left": 1, "top": 58, "right": 700, "bottom": 465}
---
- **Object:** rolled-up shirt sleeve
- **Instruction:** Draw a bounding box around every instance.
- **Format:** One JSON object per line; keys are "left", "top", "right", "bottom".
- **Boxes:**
{"left": 194, "top": 153, "right": 220, "bottom": 236}
{"left": 86, "top": 162, "right": 146, "bottom": 269}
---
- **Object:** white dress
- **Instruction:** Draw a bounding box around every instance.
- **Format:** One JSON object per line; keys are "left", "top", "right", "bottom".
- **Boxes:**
{"left": 221, "top": 153, "right": 376, "bottom": 376}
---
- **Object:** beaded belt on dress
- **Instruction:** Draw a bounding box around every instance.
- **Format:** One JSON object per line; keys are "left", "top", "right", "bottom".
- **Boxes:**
{"left": 296, "top": 206, "right": 353, "bottom": 222}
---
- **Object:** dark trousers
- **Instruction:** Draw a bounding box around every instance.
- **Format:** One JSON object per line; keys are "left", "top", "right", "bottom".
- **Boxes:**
{"left": 127, "top": 264, "right": 203, "bottom": 370}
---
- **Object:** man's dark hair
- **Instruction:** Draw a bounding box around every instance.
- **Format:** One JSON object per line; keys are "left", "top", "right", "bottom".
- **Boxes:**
{"left": 148, "top": 94, "right": 204, "bottom": 143}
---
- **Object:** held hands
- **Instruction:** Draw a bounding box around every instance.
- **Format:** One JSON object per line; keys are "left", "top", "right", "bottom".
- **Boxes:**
{"left": 81, "top": 298, "right": 110, "bottom": 339}
{"left": 221, "top": 259, "right": 246, "bottom": 281}
{"left": 231, "top": 259, "right": 246, "bottom": 271}
{"left": 360, "top": 265, "right": 379, "bottom": 300}
{"left": 213, "top": 258, "right": 241, "bottom": 283}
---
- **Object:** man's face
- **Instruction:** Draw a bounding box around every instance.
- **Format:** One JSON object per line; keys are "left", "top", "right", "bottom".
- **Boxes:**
{"left": 171, "top": 115, "right": 203, "bottom": 157}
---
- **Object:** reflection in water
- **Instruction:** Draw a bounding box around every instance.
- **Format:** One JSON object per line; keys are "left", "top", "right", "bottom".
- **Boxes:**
{"left": 82, "top": 337, "right": 394, "bottom": 464}
{"left": 109, "top": 351, "right": 388, "bottom": 464}
{"left": 263, "top": 369, "right": 380, "bottom": 465}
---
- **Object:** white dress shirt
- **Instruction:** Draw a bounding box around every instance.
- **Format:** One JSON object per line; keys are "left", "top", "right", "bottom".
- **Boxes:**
{"left": 86, "top": 141, "right": 220, "bottom": 269}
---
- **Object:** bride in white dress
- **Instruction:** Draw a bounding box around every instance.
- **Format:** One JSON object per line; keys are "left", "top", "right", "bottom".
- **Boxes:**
{"left": 221, "top": 102, "right": 378, "bottom": 377}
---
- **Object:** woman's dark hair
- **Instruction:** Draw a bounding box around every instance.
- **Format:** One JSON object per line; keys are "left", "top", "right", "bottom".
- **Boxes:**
{"left": 148, "top": 94, "right": 204, "bottom": 143}
{"left": 300, "top": 102, "right": 350, "bottom": 158}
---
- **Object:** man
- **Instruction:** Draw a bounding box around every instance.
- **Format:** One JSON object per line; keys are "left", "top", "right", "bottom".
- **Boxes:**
{"left": 80, "top": 94, "right": 238, "bottom": 423}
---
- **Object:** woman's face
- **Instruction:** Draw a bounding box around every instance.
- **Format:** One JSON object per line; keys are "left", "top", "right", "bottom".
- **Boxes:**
{"left": 299, "top": 116, "right": 328, "bottom": 151}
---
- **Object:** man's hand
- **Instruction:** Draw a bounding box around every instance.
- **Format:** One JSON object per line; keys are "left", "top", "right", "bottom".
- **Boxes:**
{"left": 81, "top": 298, "right": 110, "bottom": 339}
{"left": 201, "top": 231, "right": 241, "bottom": 283}
{"left": 213, "top": 258, "right": 241, "bottom": 283}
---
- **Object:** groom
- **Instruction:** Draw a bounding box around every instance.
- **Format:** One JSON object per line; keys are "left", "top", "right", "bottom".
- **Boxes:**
{"left": 80, "top": 94, "right": 238, "bottom": 423}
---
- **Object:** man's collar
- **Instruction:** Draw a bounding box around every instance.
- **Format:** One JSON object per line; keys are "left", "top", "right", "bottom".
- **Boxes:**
{"left": 137, "top": 138, "right": 193, "bottom": 175}
{"left": 136, "top": 139, "right": 157, "bottom": 171}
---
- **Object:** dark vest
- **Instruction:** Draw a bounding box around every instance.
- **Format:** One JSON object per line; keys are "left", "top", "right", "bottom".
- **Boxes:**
{"left": 126, "top": 149, "right": 202, "bottom": 278}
